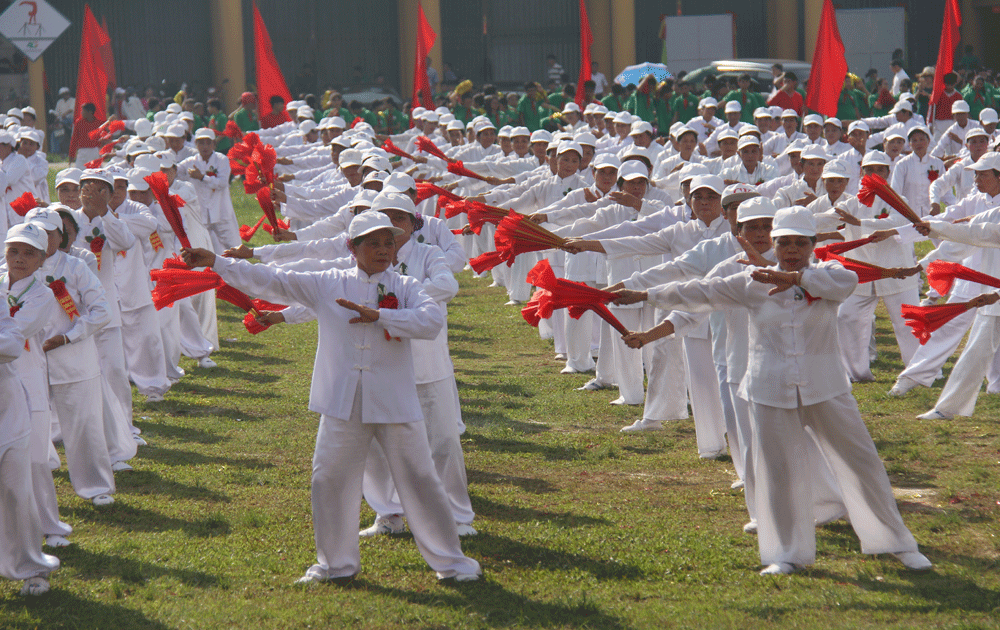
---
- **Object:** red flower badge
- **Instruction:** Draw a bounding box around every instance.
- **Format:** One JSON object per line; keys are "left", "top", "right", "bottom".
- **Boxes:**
{"left": 377, "top": 283, "right": 400, "bottom": 341}
{"left": 927, "top": 166, "right": 940, "bottom": 182}
{"left": 85, "top": 228, "right": 106, "bottom": 270}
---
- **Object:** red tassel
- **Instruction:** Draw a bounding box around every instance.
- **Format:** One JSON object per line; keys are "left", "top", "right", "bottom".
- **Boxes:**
{"left": 151, "top": 267, "right": 225, "bottom": 309}
{"left": 447, "top": 160, "right": 487, "bottom": 181}
{"left": 145, "top": 171, "right": 190, "bottom": 249}
{"left": 415, "top": 136, "right": 450, "bottom": 161}
{"left": 858, "top": 174, "right": 921, "bottom": 224}
{"left": 88, "top": 119, "right": 125, "bottom": 141}
{"left": 901, "top": 302, "right": 974, "bottom": 344}
{"left": 240, "top": 215, "right": 267, "bottom": 241}
{"left": 814, "top": 235, "right": 877, "bottom": 261}
{"left": 10, "top": 192, "right": 37, "bottom": 217}
{"left": 415, "top": 180, "right": 462, "bottom": 204}
{"left": 85, "top": 156, "right": 104, "bottom": 169}
{"left": 382, "top": 138, "right": 416, "bottom": 161}
{"left": 926, "top": 260, "right": 1000, "bottom": 296}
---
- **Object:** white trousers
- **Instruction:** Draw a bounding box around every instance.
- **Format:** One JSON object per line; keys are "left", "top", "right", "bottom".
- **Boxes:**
{"left": 507, "top": 253, "right": 533, "bottom": 302}
{"left": 682, "top": 337, "right": 727, "bottom": 456}
{"left": 934, "top": 312, "right": 1000, "bottom": 417}
{"left": 308, "top": 387, "right": 480, "bottom": 580}
{"left": 95, "top": 326, "right": 134, "bottom": 431}
{"left": 49, "top": 377, "right": 115, "bottom": 500}
{"left": 593, "top": 321, "right": 616, "bottom": 387}
{"left": 208, "top": 216, "right": 242, "bottom": 255}
{"left": 838, "top": 289, "right": 919, "bottom": 382}
{"left": 642, "top": 330, "right": 689, "bottom": 422}
{"left": 610, "top": 306, "right": 652, "bottom": 404}
{"left": 363, "top": 377, "right": 474, "bottom": 524}
{"left": 157, "top": 299, "right": 185, "bottom": 381}
{"left": 751, "top": 393, "right": 918, "bottom": 566}
{"left": 122, "top": 304, "right": 171, "bottom": 396}
{"left": 179, "top": 297, "right": 215, "bottom": 360}
{"left": 729, "top": 384, "right": 755, "bottom": 520}
{"left": 29, "top": 410, "right": 71, "bottom": 538}
{"left": 0, "top": 435, "right": 60, "bottom": 581}
{"left": 564, "top": 308, "right": 596, "bottom": 372}
{"left": 899, "top": 294, "right": 1000, "bottom": 389}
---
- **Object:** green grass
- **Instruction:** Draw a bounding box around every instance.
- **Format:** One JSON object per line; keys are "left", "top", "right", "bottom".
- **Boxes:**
{"left": 6, "top": 178, "right": 998, "bottom": 628}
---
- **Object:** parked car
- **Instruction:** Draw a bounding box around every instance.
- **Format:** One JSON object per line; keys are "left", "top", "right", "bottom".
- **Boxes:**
{"left": 683, "top": 59, "right": 812, "bottom": 95}
{"left": 339, "top": 85, "right": 405, "bottom": 108}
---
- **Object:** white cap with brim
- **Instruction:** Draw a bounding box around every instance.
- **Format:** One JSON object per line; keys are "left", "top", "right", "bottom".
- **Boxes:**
{"left": 679, "top": 163, "right": 710, "bottom": 184}
{"left": 613, "top": 111, "right": 632, "bottom": 125}
{"left": 890, "top": 100, "right": 913, "bottom": 113}
{"left": 781, "top": 109, "right": 799, "bottom": 118}
{"left": 800, "top": 146, "right": 829, "bottom": 161}
{"left": 370, "top": 191, "right": 417, "bottom": 216}
{"left": 497, "top": 125, "right": 513, "bottom": 138}
{"left": 824, "top": 117, "right": 843, "bottom": 128}
{"left": 980, "top": 108, "right": 999, "bottom": 124}
{"left": 557, "top": 141, "right": 583, "bottom": 157}
{"left": 299, "top": 120, "right": 318, "bottom": 134}
{"left": 133, "top": 153, "right": 162, "bottom": 172}
{"left": 722, "top": 183, "right": 759, "bottom": 207}
{"left": 446, "top": 120, "right": 465, "bottom": 132}
{"left": 5, "top": 222, "right": 46, "bottom": 250}
{"left": 530, "top": 129, "right": 552, "bottom": 143}
{"left": 575, "top": 131, "right": 597, "bottom": 147}
{"left": 771, "top": 206, "right": 816, "bottom": 237}
{"left": 689, "top": 174, "right": 725, "bottom": 195}
{"left": 861, "top": 150, "right": 892, "bottom": 167}
{"left": 127, "top": 169, "right": 152, "bottom": 192}
{"left": 717, "top": 127, "right": 739, "bottom": 141}
{"left": 156, "top": 151, "right": 177, "bottom": 168}
{"left": 24, "top": 207, "right": 60, "bottom": 231}
{"left": 724, "top": 101, "right": 742, "bottom": 113}
{"left": 383, "top": 172, "right": 416, "bottom": 194}
{"left": 339, "top": 149, "right": 364, "bottom": 168}
{"left": 803, "top": 114, "right": 823, "bottom": 127}
{"left": 331, "top": 116, "right": 347, "bottom": 128}
{"left": 134, "top": 118, "right": 153, "bottom": 138}
{"left": 361, "top": 155, "right": 391, "bottom": 173}
{"left": 781, "top": 138, "right": 809, "bottom": 156}
{"left": 194, "top": 128, "right": 216, "bottom": 141}
{"left": 965, "top": 126, "right": 989, "bottom": 141}
{"left": 348, "top": 189, "right": 379, "bottom": 209}
{"left": 55, "top": 168, "right": 82, "bottom": 188}
{"left": 885, "top": 127, "right": 907, "bottom": 142}
{"left": 737, "top": 136, "right": 760, "bottom": 150}
{"left": 847, "top": 120, "right": 870, "bottom": 134}
{"left": 700, "top": 97, "right": 719, "bottom": 109}
{"left": 736, "top": 197, "right": 778, "bottom": 222}
{"left": 347, "top": 210, "right": 404, "bottom": 240}
{"left": 592, "top": 154, "right": 621, "bottom": 171}
{"left": 629, "top": 121, "right": 653, "bottom": 136}
{"left": 966, "top": 152, "right": 1000, "bottom": 172}
{"left": 907, "top": 125, "right": 931, "bottom": 138}
{"left": 821, "top": 161, "right": 850, "bottom": 179}
{"left": 952, "top": 100, "right": 971, "bottom": 114}
{"left": 511, "top": 126, "right": 530, "bottom": 138}
{"left": 618, "top": 160, "right": 649, "bottom": 181}
{"left": 80, "top": 169, "right": 113, "bottom": 186}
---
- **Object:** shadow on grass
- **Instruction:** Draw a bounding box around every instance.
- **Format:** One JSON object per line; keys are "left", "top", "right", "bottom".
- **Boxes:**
{"left": 464, "top": 432, "right": 584, "bottom": 461}
{"left": 171, "top": 375, "right": 281, "bottom": 394}
{"left": 212, "top": 349, "right": 294, "bottom": 366}
{"left": 466, "top": 468, "right": 559, "bottom": 494}
{"left": 470, "top": 494, "right": 611, "bottom": 528}
{"left": 57, "top": 546, "right": 221, "bottom": 588}
{"left": 344, "top": 577, "right": 630, "bottom": 629}
{"left": 111, "top": 470, "right": 232, "bottom": 503}
{"left": 165, "top": 404, "right": 265, "bottom": 422}
{"left": 137, "top": 421, "right": 227, "bottom": 445}
{"left": 457, "top": 379, "right": 536, "bottom": 398}
{"left": 465, "top": 532, "right": 641, "bottom": 580}
{"left": 137, "top": 445, "right": 274, "bottom": 471}
{"left": 0, "top": 590, "right": 172, "bottom": 630}
{"left": 61, "top": 502, "right": 231, "bottom": 538}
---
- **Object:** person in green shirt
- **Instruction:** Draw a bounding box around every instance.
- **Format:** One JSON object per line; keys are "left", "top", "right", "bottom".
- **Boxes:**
{"left": 670, "top": 81, "right": 699, "bottom": 125}
{"left": 722, "top": 74, "right": 765, "bottom": 123}
{"left": 868, "top": 78, "right": 895, "bottom": 117}
{"left": 452, "top": 92, "right": 478, "bottom": 124}
{"left": 232, "top": 92, "right": 260, "bottom": 134}
{"left": 322, "top": 92, "right": 351, "bottom": 121}
{"left": 602, "top": 84, "right": 626, "bottom": 112}
{"left": 483, "top": 95, "right": 507, "bottom": 129}
{"left": 145, "top": 97, "right": 162, "bottom": 122}
{"left": 835, "top": 76, "right": 864, "bottom": 121}
{"left": 348, "top": 101, "right": 378, "bottom": 128}
{"left": 963, "top": 75, "right": 996, "bottom": 120}
{"left": 546, "top": 84, "right": 573, "bottom": 113}
{"left": 379, "top": 98, "right": 409, "bottom": 135}
{"left": 205, "top": 98, "right": 232, "bottom": 154}
{"left": 654, "top": 81, "right": 674, "bottom": 135}
{"left": 625, "top": 74, "right": 657, "bottom": 123}
{"left": 516, "top": 82, "right": 543, "bottom": 131}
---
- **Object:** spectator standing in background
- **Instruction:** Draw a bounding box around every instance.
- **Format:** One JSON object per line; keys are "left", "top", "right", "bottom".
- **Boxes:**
{"left": 591, "top": 62, "right": 608, "bottom": 98}
{"left": 546, "top": 54, "right": 564, "bottom": 86}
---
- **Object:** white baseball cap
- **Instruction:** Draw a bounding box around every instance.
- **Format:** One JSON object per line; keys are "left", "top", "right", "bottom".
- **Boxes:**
{"left": 80, "top": 169, "right": 113, "bottom": 186}
{"left": 383, "top": 172, "right": 416, "bottom": 194}
{"left": 979, "top": 108, "right": 998, "bottom": 125}
{"left": 24, "top": 207, "right": 60, "bottom": 231}
{"left": 737, "top": 135, "right": 760, "bottom": 150}
{"left": 890, "top": 100, "right": 913, "bottom": 113}
{"left": 591, "top": 153, "right": 621, "bottom": 171}
{"left": 700, "top": 97, "right": 719, "bottom": 109}
{"left": 771, "top": 206, "right": 816, "bottom": 237}
{"left": 557, "top": 141, "right": 584, "bottom": 157}
{"left": 347, "top": 210, "right": 403, "bottom": 240}
{"left": 966, "top": 152, "right": 1000, "bottom": 171}
{"left": 861, "top": 150, "right": 892, "bottom": 167}
{"left": 679, "top": 163, "right": 710, "bottom": 184}
{"left": 299, "top": 120, "right": 318, "bottom": 135}
{"left": 127, "top": 169, "right": 152, "bottom": 192}
{"left": 847, "top": 120, "right": 870, "bottom": 134}
{"left": 689, "top": 174, "right": 725, "bottom": 195}
{"left": 800, "top": 146, "right": 829, "bottom": 161}
{"left": 194, "top": 128, "right": 216, "bottom": 141}
{"left": 618, "top": 160, "right": 649, "bottom": 181}
{"left": 370, "top": 191, "right": 417, "bottom": 216}
{"left": 821, "top": 161, "right": 850, "bottom": 179}
{"left": 722, "top": 183, "right": 759, "bottom": 207}
{"left": 339, "top": 149, "right": 364, "bottom": 168}
{"left": 952, "top": 100, "right": 971, "bottom": 114}
{"left": 736, "top": 197, "right": 778, "bottom": 222}
{"left": 55, "top": 168, "right": 82, "bottom": 188}
{"left": 6, "top": 222, "right": 46, "bottom": 250}
{"left": 724, "top": 101, "right": 742, "bottom": 113}
{"left": 629, "top": 121, "right": 653, "bottom": 136}
{"left": 803, "top": 114, "right": 823, "bottom": 127}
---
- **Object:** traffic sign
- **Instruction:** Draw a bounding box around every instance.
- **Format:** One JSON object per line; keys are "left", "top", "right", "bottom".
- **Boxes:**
{"left": 0, "top": 0, "right": 71, "bottom": 61}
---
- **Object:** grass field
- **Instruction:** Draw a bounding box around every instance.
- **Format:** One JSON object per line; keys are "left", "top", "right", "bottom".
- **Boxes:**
{"left": 1, "top": 178, "right": 998, "bottom": 629}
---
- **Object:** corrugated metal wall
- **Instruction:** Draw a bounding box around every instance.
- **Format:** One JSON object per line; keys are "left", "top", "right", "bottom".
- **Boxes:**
{"left": 43, "top": 0, "right": 212, "bottom": 96}
{"left": 634, "top": 0, "right": 768, "bottom": 66}
{"left": 244, "top": 0, "right": 399, "bottom": 97}
{"left": 442, "top": 0, "right": 579, "bottom": 88}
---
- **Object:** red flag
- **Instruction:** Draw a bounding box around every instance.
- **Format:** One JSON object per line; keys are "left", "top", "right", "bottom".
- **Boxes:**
{"left": 805, "top": 0, "right": 848, "bottom": 117}
{"left": 72, "top": 6, "right": 109, "bottom": 124}
{"left": 252, "top": 1, "right": 292, "bottom": 128}
{"left": 98, "top": 15, "right": 116, "bottom": 88}
{"left": 931, "top": 0, "right": 962, "bottom": 107}
{"left": 412, "top": 1, "right": 437, "bottom": 111}
{"left": 575, "top": 0, "right": 593, "bottom": 108}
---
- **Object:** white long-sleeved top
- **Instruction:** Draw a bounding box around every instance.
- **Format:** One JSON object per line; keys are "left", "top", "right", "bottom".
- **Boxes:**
{"left": 834, "top": 195, "right": 919, "bottom": 296}
{"left": 926, "top": 195, "right": 1000, "bottom": 316}
{"left": 931, "top": 120, "right": 977, "bottom": 159}
{"left": 2, "top": 151, "right": 32, "bottom": 225}
{"left": 212, "top": 257, "right": 443, "bottom": 422}
{"left": 74, "top": 207, "right": 136, "bottom": 327}
{"left": 929, "top": 156, "right": 977, "bottom": 207}
{"left": 3, "top": 271, "right": 55, "bottom": 411}
{"left": 39, "top": 249, "right": 111, "bottom": 384}
{"left": 0, "top": 304, "right": 29, "bottom": 449}
{"left": 178, "top": 151, "right": 235, "bottom": 225}
{"left": 719, "top": 160, "right": 778, "bottom": 185}
{"left": 889, "top": 151, "right": 944, "bottom": 217}
{"left": 113, "top": 199, "right": 159, "bottom": 311}
{"left": 647, "top": 260, "right": 858, "bottom": 408}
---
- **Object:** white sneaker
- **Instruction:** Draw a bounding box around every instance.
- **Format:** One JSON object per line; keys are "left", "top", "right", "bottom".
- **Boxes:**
{"left": 456, "top": 523, "right": 478, "bottom": 537}
{"left": 92, "top": 494, "right": 114, "bottom": 506}
{"left": 145, "top": 393, "right": 164, "bottom": 403}
{"left": 893, "top": 551, "right": 932, "bottom": 570}
{"left": 619, "top": 418, "right": 662, "bottom": 433}
{"left": 731, "top": 479, "right": 745, "bottom": 490}
{"left": 743, "top": 520, "right": 758, "bottom": 534}
{"left": 20, "top": 577, "right": 50, "bottom": 596}
{"left": 503, "top": 300, "right": 522, "bottom": 306}
{"left": 699, "top": 449, "right": 727, "bottom": 460}
{"left": 44, "top": 535, "right": 71, "bottom": 547}
{"left": 554, "top": 353, "right": 566, "bottom": 361}
{"left": 438, "top": 572, "right": 480, "bottom": 582}
{"left": 760, "top": 562, "right": 797, "bottom": 575}
{"left": 111, "top": 461, "right": 133, "bottom": 472}
{"left": 917, "top": 409, "right": 952, "bottom": 420}
{"left": 358, "top": 514, "right": 406, "bottom": 537}
{"left": 888, "top": 376, "right": 919, "bottom": 397}
{"left": 133, "top": 435, "right": 148, "bottom": 446}
{"left": 577, "top": 378, "right": 612, "bottom": 391}
{"left": 609, "top": 397, "right": 640, "bottom": 406}
{"left": 198, "top": 357, "right": 217, "bottom": 369}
